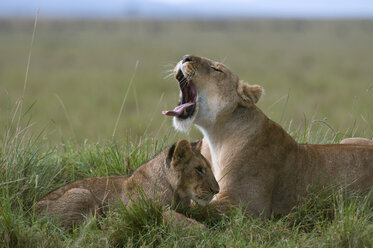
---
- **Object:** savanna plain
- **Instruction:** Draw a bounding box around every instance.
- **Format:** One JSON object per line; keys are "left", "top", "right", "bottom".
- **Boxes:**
{"left": 0, "top": 19, "right": 373, "bottom": 247}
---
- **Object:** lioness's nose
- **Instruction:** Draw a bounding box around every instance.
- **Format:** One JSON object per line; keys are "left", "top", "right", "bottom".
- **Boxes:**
{"left": 182, "top": 55, "right": 193, "bottom": 63}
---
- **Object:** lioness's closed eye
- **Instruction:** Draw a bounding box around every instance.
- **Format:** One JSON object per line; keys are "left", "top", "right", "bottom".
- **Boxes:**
{"left": 35, "top": 139, "right": 219, "bottom": 228}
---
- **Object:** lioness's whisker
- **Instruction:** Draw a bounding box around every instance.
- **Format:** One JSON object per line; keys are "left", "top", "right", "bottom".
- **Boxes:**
{"left": 185, "top": 73, "right": 194, "bottom": 87}
{"left": 163, "top": 72, "right": 175, "bottom": 79}
{"left": 180, "top": 77, "right": 188, "bottom": 84}
{"left": 179, "top": 78, "right": 189, "bottom": 90}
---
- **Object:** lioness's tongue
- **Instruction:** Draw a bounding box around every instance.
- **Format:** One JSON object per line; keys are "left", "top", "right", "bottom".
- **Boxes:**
{"left": 162, "top": 102, "right": 195, "bottom": 116}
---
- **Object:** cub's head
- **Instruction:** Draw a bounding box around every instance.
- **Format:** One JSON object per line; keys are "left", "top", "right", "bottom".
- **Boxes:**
{"left": 166, "top": 139, "right": 219, "bottom": 206}
{"left": 162, "top": 55, "right": 264, "bottom": 132}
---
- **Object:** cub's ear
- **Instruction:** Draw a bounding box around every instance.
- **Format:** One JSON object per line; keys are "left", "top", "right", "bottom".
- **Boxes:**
{"left": 190, "top": 139, "right": 202, "bottom": 152}
{"left": 237, "top": 81, "right": 264, "bottom": 108}
{"left": 171, "top": 140, "right": 193, "bottom": 169}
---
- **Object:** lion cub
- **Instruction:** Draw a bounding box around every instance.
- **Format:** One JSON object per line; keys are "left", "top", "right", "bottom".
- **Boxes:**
{"left": 35, "top": 140, "right": 219, "bottom": 228}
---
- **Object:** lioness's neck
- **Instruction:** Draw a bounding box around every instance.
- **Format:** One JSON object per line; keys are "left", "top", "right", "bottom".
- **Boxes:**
{"left": 197, "top": 105, "right": 264, "bottom": 149}
{"left": 197, "top": 105, "right": 298, "bottom": 171}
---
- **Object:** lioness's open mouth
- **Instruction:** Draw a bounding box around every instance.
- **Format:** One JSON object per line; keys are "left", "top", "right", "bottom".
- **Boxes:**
{"left": 162, "top": 69, "right": 197, "bottom": 119}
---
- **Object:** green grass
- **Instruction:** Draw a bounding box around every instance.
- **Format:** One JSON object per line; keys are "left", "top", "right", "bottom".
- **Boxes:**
{"left": 1, "top": 19, "right": 373, "bottom": 247}
{"left": 1, "top": 113, "right": 372, "bottom": 247}
{"left": 1, "top": 19, "right": 373, "bottom": 143}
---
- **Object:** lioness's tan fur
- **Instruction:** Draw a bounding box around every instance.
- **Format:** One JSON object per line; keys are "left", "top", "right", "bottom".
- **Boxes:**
{"left": 36, "top": 140, "right": 219, "bottom": 227}
{"left": 340, "top": 137, "right": 373, "bottom": 146}
{"left": 170, "top": 55, "right": 373, "bottom": 216}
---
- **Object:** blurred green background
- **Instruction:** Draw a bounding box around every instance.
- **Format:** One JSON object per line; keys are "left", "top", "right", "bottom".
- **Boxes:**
{"left": 0, "top": 19, "right": 372, "bottom": 143}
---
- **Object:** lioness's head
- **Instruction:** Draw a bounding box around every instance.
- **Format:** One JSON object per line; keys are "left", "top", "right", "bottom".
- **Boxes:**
{"left": 167, "top": 139, "right": 219, "bottom": 206}
{"left": 162, "top": 55, "right": 264, "bottom": 132}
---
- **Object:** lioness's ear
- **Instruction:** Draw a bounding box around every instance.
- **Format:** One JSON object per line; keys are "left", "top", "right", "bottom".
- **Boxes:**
{"left": 171, "top": 140, "right": 192, "bottom": 169}
{"left": 190, "top": 139, "right": 202, "bottom": 152}
{"left": 237, "top": 81, "right": 264, "bottom": 107}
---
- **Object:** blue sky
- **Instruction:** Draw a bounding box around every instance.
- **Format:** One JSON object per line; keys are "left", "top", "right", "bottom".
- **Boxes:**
{"left": 1, "top": 0, "right": 373, "bottom": 18}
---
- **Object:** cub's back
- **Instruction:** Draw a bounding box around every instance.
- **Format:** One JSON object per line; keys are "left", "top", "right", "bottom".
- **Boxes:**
{"left": 39, "top": 176, "right": 128, "bottom": 204}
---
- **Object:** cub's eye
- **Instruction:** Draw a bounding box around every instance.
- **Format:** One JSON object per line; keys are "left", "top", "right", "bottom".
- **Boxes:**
{"left": 195, "top": 166, "right": 205, "bottom": 174}
{"left": 210, "top": 66, "right": 223, "bottom": 73}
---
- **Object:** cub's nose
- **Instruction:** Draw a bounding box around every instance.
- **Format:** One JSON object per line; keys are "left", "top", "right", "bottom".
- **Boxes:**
{"left": 211, "top": 187, "right": 219, "bottom": 194}
{"left": 182, "top": 55, "right": 193, "bottom": 63}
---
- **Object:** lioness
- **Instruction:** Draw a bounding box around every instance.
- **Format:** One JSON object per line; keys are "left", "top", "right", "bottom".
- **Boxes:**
{"left": 162, "top": 55, "right": 373, "bottom": 216}
{"left": 36, "top": 140, "right": 219, "bottom": 227}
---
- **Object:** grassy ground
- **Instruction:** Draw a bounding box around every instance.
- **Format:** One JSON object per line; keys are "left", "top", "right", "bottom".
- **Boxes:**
{"left": 1, "top": 124, "right": 372, "bottom": 247}
{"left": 1, "top": 19, "right": 373, "bottom": 247}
